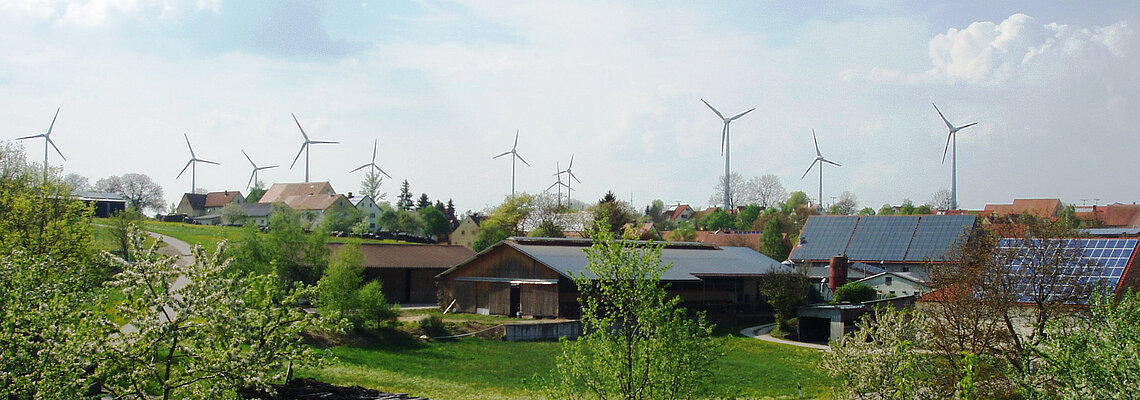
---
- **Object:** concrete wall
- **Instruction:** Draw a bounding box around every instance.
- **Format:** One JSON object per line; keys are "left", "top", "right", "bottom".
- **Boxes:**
{"left": 504, "top": 321, "right": 582, "bottom": 341}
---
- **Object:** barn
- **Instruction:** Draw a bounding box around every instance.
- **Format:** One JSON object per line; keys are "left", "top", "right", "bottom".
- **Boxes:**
{"left": 435, "top": 237, "right": 791, "bottom": 319}
{"left": 328, "top": 243, "right": 474, "bottom": 305}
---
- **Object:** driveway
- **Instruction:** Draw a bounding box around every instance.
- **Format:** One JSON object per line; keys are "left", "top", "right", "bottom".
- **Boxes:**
{"left": 740, "top": 323, "right": 831, "bottom": 351}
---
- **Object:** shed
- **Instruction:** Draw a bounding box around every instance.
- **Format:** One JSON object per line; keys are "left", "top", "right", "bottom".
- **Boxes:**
{"left": 436, "top": 237, "right": 791, "bottom": 319}
{"left": 328, "top": 242, "right": 474, "bottom": 305}
{"left": 73, "top": 191, "right": 127, "bottom": 218}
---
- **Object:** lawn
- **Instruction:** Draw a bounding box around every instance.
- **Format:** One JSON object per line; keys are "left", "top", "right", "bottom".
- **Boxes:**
{"left": 127, "top": 220, "right": 410, "bottom": 254}
{"left": 300, "top": 329, "right": 834, "bottom": 400}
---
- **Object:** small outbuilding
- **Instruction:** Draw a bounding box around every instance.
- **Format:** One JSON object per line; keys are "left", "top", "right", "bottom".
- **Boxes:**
{"left": 328, "top": 242, "right": 474, "bottom": 305}
{"left": 73, "top": 191, "right": 127, "bottom": 218}
{"left": 436, "top": 237, "right": 791, "bottom": 319}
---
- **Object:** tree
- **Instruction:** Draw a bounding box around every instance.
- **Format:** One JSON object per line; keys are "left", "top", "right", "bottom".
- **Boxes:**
{"left": 759, "top": 216, "right": 791, "bottom": 261}
{"left": 395, "top": 209, "right": 424, "bottom": 235}
{"left": 708, "top": 172, "right": 745, "bottom": 208}
{"left": 1030, "top": 291, "right": 1140, "bottom": 399}
{"left": 227, "top": 206, "right": 329, "bottom": 286}
{"left": 824, "top": 306, "right": 939, "bottom": 400}
{"left": 96, "top": 173, "right": 165, "bottom": 214}
{"left": 109, "top": 207, "right": 143, "bottom": 259}
{"left": 859, "top": 207, "right": 876, "bottom": 216}
{"left": 736, "top": 204, "right": 762, "bottom": 231}
{"left": 444, "top": 199, "right": 458, "bottom": 228}
{"left": 101, "top": 232, "right": 330, "bottom": 399}
{"left": 783, "top": 191, "right": 810, "bottom": 213}
{"left": 396, "top": 180, "right": 413, "bottom": 211}
{"left": 550, "top": 227, "right": 718, "bottom": 400}
{"left": 898, "top": 199, "right": 916, "bottom": 215}
{"left": 833, "top": 282, "right": 877, "bottom": 303}
{"left": 322, "top": 202, "right": 364, "bottom": 232}
{"left": 529, "top": 219, "right": 565, "bottom": 238}
{"left": 704, "top": 209, "right": 735, "bottom": 231}
{"left": 318, "top": 243, "right": 397, "bottom": 329}
{"left": 666, "top": 222, "right": 697, "bottom": 242}
{"left": 646, "top": 199, "right": 666, "bottom": 224}
{"left": 591, "top": 191, "right": 636, "bottom": 234}
{"left": 360, "top": 170, "right": 387, "bottom": 201}
{"left": 378, "top": 209, "right": 398, "bottom": 231}
{"left": 221, "top": 202, "right": 246, "bottom": 225}
{"left": 416, "top": 193, "right": 431, "bottom": 210}
{"left": 750, "top": 174, "right": 788, "bottom": 209}
{"left": 757, "top": 271, "right": 811, "bottom": 332}
{"left": 827, "top": 191, "right": 859, "bottom": 215}
{"left": 246, "top": 180, "right": 267, "bottom": 203}
{"left": 929, "top": 189, "right": 953, "bottom": 211}
{"left": 419, "top": 206, "right": 450, "bottom": 241}
{"left": 63, "top": 173, "right": 89, "bottom": 191}
{"left": 878, "top": 204, "right": 897, "bottom": 215}
{"left": 471, "top": 225, "right": 511, "bottom": 252}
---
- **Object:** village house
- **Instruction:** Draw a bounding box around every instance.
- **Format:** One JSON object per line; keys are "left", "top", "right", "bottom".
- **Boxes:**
{"left": 175, "top": 191, "right": 246, "bottom": 218}
{"left": 450, "top": 215, "right": 482, "bottom": 248}
{"left": 348, "top": 193, "right": 383, "bottom": 232}
{"left": 436, "top": 237, "right": 791, "bottom": 319}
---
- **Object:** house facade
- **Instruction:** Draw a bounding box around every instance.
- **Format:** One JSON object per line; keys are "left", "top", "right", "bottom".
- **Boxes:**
{"left": 436, "top": 237, "right": 791, "bottom": 319}
{"left": 176, "top": 191, "right": 245, "bottom": 218}
{"left": 856, "top": 271, "right": 929, "bottom": 299}
{"left": 349, "top": 194, "right": 384, "bottom": 232}
{"left": 450, "top": 215, "right": 482, "bottom": 248}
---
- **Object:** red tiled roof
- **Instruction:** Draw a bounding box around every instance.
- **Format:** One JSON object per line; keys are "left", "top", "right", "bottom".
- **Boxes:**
{"left": 982, "top": 199, "right": 1061, "bottom": 219}
{"left": 1102, "top": 204, "right": 1140, "bottom": 228}
{"left": 204, "top": 191, "right": 242, "bottom": 208}
{"left": 259, "top": 182, "right": 335, "bottom": 204}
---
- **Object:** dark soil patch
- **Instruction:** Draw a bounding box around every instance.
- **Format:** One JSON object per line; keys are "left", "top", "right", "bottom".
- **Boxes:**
{"left": 241, "top": 378, "right": 432, "bottom": 400}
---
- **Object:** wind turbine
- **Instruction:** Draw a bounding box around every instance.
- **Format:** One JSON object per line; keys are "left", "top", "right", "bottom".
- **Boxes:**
{"left": 16, "top": 107, "right": 63, "bottom": 182}
{"left": 799, "top": 129, "right": 841, "bottom": 212}
{"left": 492, "top": 130, "right": 530, "bottom": 197}
{"left": 546, "top": 161, "right": 573, "bottom": 208}
{"left": 289, "top": 113, "right": 338, "bottom": 183}
{"left": 176, "top": 134, "right": 219, "bottom": 193}
{"left": 557, "top": 154, "right": 582, "bottom": 205}
{"left": 933, "top": 103, "right": 978, "bottom": 210}
{"left": 702, "top": 99, "right": 755, "bottom": 210}
{"left": 350, "top": 139, "right": 393, "bottom": 179}
{"left": 242, "top": 149, "right": 278, "bottom": 189}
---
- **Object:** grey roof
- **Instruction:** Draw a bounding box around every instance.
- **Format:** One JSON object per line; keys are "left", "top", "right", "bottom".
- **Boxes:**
{"left": 1081, "top": 227, "right": 1140, "bottom": 237}
{"left": 502, "top": 237, "right": 791, "bottom": 281}
{"left": 791, "top": 215, "right": 976, "bottom": 263}
{"left": 72, "top": 191, "right": 126, "bottom": 202}
{"left": 349, "top": 195, "right": 374, "bottom": 207}
{"left": 806, "top": 261, "right": 886, "bottom": 280}
{"left": 239, "top": 202, "right": 274, "bottom": 217}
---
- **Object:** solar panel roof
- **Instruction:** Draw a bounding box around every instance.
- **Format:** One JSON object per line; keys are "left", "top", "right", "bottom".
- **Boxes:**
{"left": 907, "top": 215, "right": 976, "bottom": 261}
{"left": 846, "top": 216, "right": 919, "bottom": 261}
{"left": 997, "top": 238, "right": 1138, "bottom": 303}
{"left": 790, "top": 216, "right": 858, "bottom": 261}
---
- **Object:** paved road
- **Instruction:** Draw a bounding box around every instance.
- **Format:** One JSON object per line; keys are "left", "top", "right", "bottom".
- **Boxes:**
{"left": 118, "top": 232, "right": 196, "bottom": 334}
{"left": 740, "top": 323, "right": 831, "bottom": 351}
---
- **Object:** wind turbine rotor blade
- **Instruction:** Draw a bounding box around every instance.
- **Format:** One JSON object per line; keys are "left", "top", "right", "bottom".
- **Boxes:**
{"left": 177, "top": 159, "right": 193, "bottom": 178}
{"left": 242, "top": 149, "right": 255, "bottom": 167}
{"left": 729, "top": 107, "right": 756, "bottom": 121}
{"left": 801, "top": 160, "right": 818, "bottom": 180}
{"left": 568, "top": 154, "right": 574, "bottom": 168}
{"left": 248, "top": 171, "right": 256, "bottom": 188}
{"left": 812, "top": 129, "right": 822, "bottom": 156}
{"left": 199, "top": 159, "right": 220, "bottom": 166}
{"left": 371, "top": 140, "right": 378, "bottom": 162}
{"left": 492, "top": 151, "right": 512, "bottom": 159}
{"left": 260, "top": 165, "right": 279, "bottom": 170}
{"left": 46, "top": 107, "right": 59, "bottom": 136}
{"left": 184, "top": 134, "right": 195, "bottom": 157}
{"left": 376, "top": 167, "right": 393, "bottom": 179}
{"left": 515, "top": 153, "right": 531, "bottom": 167}
{"left": 569, "top": 171, "right": 581, "bottom": 184}
{"left": 16, "top": 133, "right": 45, "bottom": 140}
{"left": 291, "top": 113, "right": 310, "bottom": 141}
{"left": 350, "top": 164, "right": 370, "bottom": 173}
{"left": 310, "top": 140, "right": 338, "bottom": 145}
{"left": 513, "top": 130, "right": 519, "bottom": 150}
{"left": 941, "top": 132, "right": 952, "bottom": 164}
{"left": 822, "top": 158, "right": 841, "bottom": 167}
{"left": 290, "top": 143, "right": 307, "bottom": 168}
{"left": 47, "top": 138, "right": 65, "bottom": 160}
{"left": 546, "top": 181, "right": 559, "bottom": 191}
{"left": 932, "top": 103, "right": 954, "bottom": 130}
{"left": 701, "top": 99, "right": 725, "bottom": 120}
{"left": 958, "top": 122, "right": 978, "bottom": 131}
{"left": 721, "top": 124, "right": 727, "bottom": 155}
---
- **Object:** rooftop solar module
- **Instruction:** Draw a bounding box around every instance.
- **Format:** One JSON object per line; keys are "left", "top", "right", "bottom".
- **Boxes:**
{"left": 846, "top": 216, "right": 919, "bottom": 261}
{"left": 997, "top": 238, "right": 1138, "bottom": 303}
{"left": 906, "top": 215, "right": 976, "bottom": 261}
{"left": 790, "top": 216, "right": 858, "bottom": 261}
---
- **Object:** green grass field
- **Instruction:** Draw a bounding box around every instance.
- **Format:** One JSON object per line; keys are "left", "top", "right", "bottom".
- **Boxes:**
{"left": 300, "top": 329, "right": 833, "bottom": 400}
{"left": 129, "top": 220, "right": 409, "bottom": 254}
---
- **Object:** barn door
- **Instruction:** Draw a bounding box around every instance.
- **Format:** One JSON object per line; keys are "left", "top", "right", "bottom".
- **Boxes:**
{"left": 509, "top": 284, "right": 521, "bottom": 317}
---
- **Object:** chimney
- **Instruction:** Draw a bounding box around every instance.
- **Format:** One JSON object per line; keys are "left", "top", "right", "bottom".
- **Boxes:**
{"left": 349, "top": 192, "right": 353, "bottom": 199}
{"left": 828, "top": 255, "right": 848, "bottom": 292}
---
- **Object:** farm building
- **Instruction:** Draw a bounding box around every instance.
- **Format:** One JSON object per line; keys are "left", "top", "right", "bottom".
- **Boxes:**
{"left": 789, "top": 214, "right": 978, "bottom": 281}
{"left": 328, "top": 242, "right": 474, "bottom": 305}
{"left": 73, "top": 191, "right": 126, "bottom": 218}
{"left": 435, "top": 237, "right": 791, "bottom": 319}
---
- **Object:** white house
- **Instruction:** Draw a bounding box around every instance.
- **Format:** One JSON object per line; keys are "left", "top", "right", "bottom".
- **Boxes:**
{"left": 350, "top": 194, "right": 384, "bottom": 232}
{"left": 856, "top": 271, "right": 929, "bottom": 299}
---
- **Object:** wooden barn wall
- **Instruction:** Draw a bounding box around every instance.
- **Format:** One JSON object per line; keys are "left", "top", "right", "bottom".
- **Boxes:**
{"left": 438, "top": 245, "right": 568, "bottom": 317}
{"left": 521, "top": 284, "right": 558, "bottom": 317}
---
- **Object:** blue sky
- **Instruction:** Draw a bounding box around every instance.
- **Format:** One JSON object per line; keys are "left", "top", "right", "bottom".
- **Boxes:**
{"left": 3, "top": 1, "right": 1139, "bottom": 213}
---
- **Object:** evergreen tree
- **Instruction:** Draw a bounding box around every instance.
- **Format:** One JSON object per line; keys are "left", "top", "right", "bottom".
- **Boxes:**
{"left": 396, "top": 180, "right": 413, "bottom": 211}
{"left": 360, "top": 170, "right": 386, "bottom": 201}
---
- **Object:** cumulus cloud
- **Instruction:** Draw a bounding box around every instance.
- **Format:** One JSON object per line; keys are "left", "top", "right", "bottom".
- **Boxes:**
{"left": 924, "top": 13, "right": 1135, "bottom": 85}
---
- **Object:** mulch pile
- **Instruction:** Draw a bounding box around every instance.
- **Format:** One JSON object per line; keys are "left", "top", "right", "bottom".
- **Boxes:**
{"left": 240, "top": 378, "right": 432, "bottom": 400}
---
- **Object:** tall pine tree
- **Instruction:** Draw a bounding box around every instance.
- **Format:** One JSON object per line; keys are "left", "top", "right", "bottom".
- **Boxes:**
{"left": 397, "top": 180, "right": 413, "bottom": 211}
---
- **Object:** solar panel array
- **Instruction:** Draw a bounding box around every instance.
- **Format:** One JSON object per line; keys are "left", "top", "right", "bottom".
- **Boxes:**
{"left": 791, "top": 215, "right": 977, "bottom": 262}
{"left": 846, "top": 216, "right": 919, "bottom": 261}
{"left": 997, "top": 238, "right": 1137, "bottom": 302}
{"left": 790, "top": 216, "right": 858, "bottom": 261}
{"left": 908, "top": 215, "right": 976, "bottom": 261}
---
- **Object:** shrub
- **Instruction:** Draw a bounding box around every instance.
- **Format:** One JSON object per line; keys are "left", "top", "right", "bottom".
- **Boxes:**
{"left": 833, "top": 282, "right": 877, "bottom": 303}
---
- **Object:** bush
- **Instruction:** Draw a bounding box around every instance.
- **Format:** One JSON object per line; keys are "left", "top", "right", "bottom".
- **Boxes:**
{"left": 417, "top": 315, "right": 448, "bottom": 337}
{"left": 356, "top": 280, "right": 399, "bottom": 328}
{"left": 833, "top": 282, "right": 877, "bottom": 303}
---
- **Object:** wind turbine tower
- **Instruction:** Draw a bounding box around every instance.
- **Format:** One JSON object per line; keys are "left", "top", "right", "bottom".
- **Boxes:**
{"left": 558, "top": 154, "right": 582, "bottom": 205}
{"left": 933, "top": 103, "right": 978, "bottom": 210}
{"left": 800, "top": 129, "right": 841, "bottom": 212}
{"left": 16, "top": 107, "right": 64, "bottom": 182}
{"left": 289, "top": 113, "right": 339, "bottom": 183}
{"left": 242, "top": 149, "right": 278, "bottom": 189}
{"left": 702, "top": 99, "right": 755, "bottom": 210}
{"left": 177, "top": 134, "right": 219, "bottom": 193}
{"left": 350, "top": 139, "right": 394, "bottom": 179}
{"left": 492, "top": 130, "right": 531, "bottom": 197}
{"left": 547, "top": 161, "right": 572, "bottom": 208}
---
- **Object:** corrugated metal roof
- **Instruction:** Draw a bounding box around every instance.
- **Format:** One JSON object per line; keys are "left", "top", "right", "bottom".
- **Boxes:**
{"left": 507, "top": 239, "right": 790, "bottom": 281}
{"left": 72, "top": 191, "right": 125, "bottom": 202}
